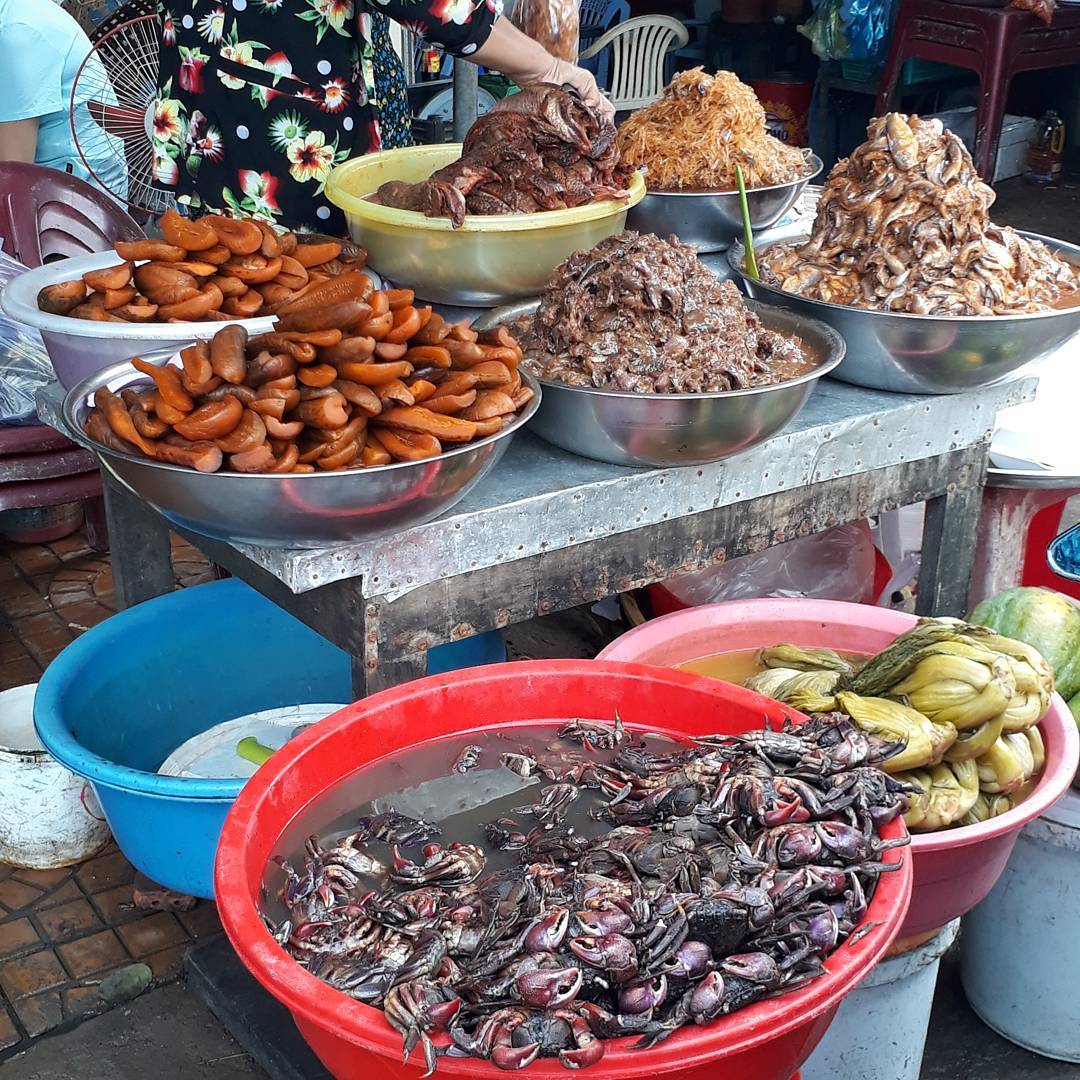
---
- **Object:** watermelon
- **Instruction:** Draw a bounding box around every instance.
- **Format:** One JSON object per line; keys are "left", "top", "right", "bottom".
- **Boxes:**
{"left": 1069, "top": 694, "right": 1080, "bottom": 729}
{"left": 970, "top": 587, "right": 1080, "bottom": 701}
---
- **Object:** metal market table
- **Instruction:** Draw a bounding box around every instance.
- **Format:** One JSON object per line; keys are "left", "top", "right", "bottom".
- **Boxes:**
{"left": 37, "top": 376, "right": 1035, "bottom": 698}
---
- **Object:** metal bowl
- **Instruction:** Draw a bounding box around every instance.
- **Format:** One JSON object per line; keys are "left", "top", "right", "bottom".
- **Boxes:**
{"left": 729, "top": 227, "right": 1080, "bottom": 395}
{"left": 61, "top": 359, "right": 540, "bottom": 548}
{"left": 626, "top": 156, "right": 823, "bottom": 254}
{"left": 474, "top": 300, "right": 844, "bottom": 468}
{"left": 326, "top": 146, "right": 647, "bottom": 307}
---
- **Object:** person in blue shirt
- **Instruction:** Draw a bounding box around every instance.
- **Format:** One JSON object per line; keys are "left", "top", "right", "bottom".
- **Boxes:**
{"left": 0, "top": 0, "right": 128, "bottom": 201}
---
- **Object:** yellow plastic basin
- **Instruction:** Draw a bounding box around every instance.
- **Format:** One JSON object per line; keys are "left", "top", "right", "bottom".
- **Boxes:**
{"left": 326, "top": 145, "right": 645, "bottom": 306}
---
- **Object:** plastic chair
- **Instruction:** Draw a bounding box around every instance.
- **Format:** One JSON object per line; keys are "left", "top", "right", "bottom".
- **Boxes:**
{"left": 578, "top": 0, "right": 631, "bottom": 87}
{"left": 0, "top": 163, "right": 145, "bottom": 550}
{"left": 874, "top": 0, "right": 1080, "bottom": 180}
{"left": 0, "top": 161, "right": 143, "bottom": 269}
{"left": 579, "top": 15, "right": 690, "bottom": 111}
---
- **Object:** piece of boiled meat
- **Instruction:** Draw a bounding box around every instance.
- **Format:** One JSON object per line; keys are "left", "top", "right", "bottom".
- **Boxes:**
{"left": 376, "top": 85, "right": 631, "bottom": 228}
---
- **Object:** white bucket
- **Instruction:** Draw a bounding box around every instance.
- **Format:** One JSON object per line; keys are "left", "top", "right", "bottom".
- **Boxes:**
{"left": 0, "top": 684, "right": 111, "bottom": 868}
{"left": 961, "top": 786, "right": 1080, "bottom": 1061}
{"left": 802, "top": 918, "right": 960, "bottom": 1080}
{"left": 157, "top": 702, "right": 347, "bottom": 779}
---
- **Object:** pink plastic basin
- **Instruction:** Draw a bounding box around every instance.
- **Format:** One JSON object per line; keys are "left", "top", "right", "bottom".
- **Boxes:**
{"left": 598, "top": 599, "right": 1080, "bottom": 937}
{"left": 215, "top": 660, "right": 911, "bottom": 1080}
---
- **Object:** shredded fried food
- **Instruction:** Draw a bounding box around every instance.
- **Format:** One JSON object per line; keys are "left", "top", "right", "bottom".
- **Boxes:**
{"left": 616, "top": 68, "right": 812, "bottom": 192}
{"left": 760, "top": 113, "right": 1080, "bottom": 315}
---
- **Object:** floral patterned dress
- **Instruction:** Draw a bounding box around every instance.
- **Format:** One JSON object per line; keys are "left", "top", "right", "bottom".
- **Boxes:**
{"left": 153, "top": 0, "right": 502, "bottom": 234}
{"left": 369, "top": 13, "right": 414, "bottom": 149}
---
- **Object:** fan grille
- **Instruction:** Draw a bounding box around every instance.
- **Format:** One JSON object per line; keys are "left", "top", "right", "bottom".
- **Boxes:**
{"left": 71, "top": 11, "right": 174, "bottom": 216}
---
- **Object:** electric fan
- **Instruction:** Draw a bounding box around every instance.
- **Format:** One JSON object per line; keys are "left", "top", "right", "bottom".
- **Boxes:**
{"left": 70, "top": 8, "right": 173, "bottom": 217}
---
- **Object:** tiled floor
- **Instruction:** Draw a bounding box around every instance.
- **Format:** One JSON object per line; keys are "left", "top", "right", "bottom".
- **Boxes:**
{"left": 0, "top": 527, "right": 217, "bottom": 1059}
{"left": 0, "top": 846, "right": 223, "bottom": 1057}
{"left": 0, "top": 529, "right": 213, "bottom": 686}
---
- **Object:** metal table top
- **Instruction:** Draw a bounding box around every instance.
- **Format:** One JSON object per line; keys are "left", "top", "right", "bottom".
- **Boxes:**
{"left": 38, "top": 375, "right": 1036, "bottom": 598}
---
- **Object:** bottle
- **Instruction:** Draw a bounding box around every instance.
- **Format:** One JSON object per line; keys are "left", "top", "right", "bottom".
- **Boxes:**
{"left": 420, "top": 46, "right": 442, "bottom": 82}
{"left": 1025, "top": 110, "right": 1065, "bottom": 187}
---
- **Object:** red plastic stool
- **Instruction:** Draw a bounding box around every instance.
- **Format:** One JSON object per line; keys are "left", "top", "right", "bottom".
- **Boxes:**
{"left": 874, "top": 0, "right": 1080, "bottom": 179}
{"left": 1023, "top": 500, "right": 1080, "bottom": 600}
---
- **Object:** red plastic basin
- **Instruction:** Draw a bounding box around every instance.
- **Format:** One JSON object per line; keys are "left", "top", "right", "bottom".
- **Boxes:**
{"left": 598, "top": 600, "right": 1080, "bottom": 937}
{"left": 215, "top": 660, "right": 911, "bottom": 1079}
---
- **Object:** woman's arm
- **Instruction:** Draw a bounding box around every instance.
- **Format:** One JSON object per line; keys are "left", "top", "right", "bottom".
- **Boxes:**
{"left": 471, "top": 17, "right": 613, "bottom": 122}
{"left": 0, "top": 118, "right": 39, "bottom": 163}
{"left": 369, "top": 2, "right": 612, "bottom": 122}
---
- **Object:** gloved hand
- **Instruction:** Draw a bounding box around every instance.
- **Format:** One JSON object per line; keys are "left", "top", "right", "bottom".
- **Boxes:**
{"left": 528, "top": 55, "right": 615, "bottom": 124}
{"left": 471, "top": 17, "right": 616, "bottom": 125}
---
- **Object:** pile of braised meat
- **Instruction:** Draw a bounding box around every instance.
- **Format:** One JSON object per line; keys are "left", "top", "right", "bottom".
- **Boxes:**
{"left": 375, "top": 85, "right": 632, "bottom": 228}
{"left": 516, "top": 232, "right": 811, "bottom": 394}
{"left": 761, "top": 113, "right": 1079, "bottom": 315}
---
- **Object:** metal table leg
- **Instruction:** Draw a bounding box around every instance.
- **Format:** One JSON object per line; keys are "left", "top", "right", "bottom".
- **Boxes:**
{"left": 917, "top": 449, "right": 990, "bottom": 617}
{"left": 163, "top": 524, "right": 425, "bottom": 701}
{"left": 101, "top": 471, "right": 174, "bottom": 608}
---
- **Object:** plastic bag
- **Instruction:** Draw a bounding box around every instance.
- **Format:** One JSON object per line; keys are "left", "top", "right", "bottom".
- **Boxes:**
{"left": 0, "top": 254, "right": 54, "bottom": 425}
{"left": 661, "top": 521, "right": 879, "bottom": 606}
{"left": 841, "top": 0, "right": 891, "bottom": 60}
{"left": 799, "top": 0, "right": 890, "bottom": 61}
{"left": 510, "top": 0, "right": 579, "bottom": 61}
{"left": 799, "top": 0, "right": 850, "bottom": 61}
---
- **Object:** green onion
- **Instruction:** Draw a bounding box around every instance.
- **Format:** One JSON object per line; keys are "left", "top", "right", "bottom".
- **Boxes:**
{"left": 736, "top": 165, "right": 759, "bottom": 281}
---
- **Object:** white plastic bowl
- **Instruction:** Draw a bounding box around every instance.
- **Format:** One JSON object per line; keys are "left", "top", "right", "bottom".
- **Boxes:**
{"left": 1, "top": 251, "right": 279, "bottom": 389}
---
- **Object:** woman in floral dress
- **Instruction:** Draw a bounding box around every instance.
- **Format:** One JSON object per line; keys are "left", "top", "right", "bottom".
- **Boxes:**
{"left": 153, "top": 0, "right": 607, "bottom": 234}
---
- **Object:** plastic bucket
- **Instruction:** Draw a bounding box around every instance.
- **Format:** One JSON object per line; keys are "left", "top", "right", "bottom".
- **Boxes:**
{"left": 215, "top": 660, "right": 912, "bottom": 1080}
{"left": 598, "top": 598, "right": 1080, "bottom": 937}
{"left": 960, "top": 785, "right": 1080, "bottom": 1061}
{"left": 326, "top": 147, "right": 646, "bottom": 306}
{"left": 801, "top": 919, "right": 960, "bottom": 1080}
{"left": 0, "top": 684, "right": 111, "bottom": 868}
{"left": 33, "top": 579, "right": 505, "bottom": 898}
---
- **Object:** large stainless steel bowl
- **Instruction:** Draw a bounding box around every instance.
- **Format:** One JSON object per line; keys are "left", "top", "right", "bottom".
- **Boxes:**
{"left": 61, "top": 359, "right": 540, "bottom": 548}
{"left": 729, "top": 227, "right": 1080, "bottom": 395}
{"left": 474, "top": 300, "right": 844, "bottom": 468}
{"left": 626, "top": 156, "right": 822, "bottom": 254}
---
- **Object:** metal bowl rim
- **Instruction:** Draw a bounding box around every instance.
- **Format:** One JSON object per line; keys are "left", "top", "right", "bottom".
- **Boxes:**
{"left": 62, "top": 360, "right": 541, "bottom": 481}
{"left": 483, "top": 298, "right": 846, "bottom": 402}
{"left": 638, "top": 154, "right": 823, "bottom": 198}
{"left": 729, "top": 229, "right": 1080, "bottom": 324}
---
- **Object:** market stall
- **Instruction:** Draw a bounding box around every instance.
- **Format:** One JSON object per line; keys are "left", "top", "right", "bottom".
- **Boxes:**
{"left": 2, "top": 34, "right": 1079, "bottom": 1080}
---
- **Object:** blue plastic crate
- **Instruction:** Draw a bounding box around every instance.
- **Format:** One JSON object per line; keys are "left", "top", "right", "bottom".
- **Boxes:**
{"left": 1049, "top": 523, "right": 1080, "bottom": 582}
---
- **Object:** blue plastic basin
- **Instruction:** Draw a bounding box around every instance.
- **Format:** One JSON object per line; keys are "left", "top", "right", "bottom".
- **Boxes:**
{"left": 33, "top": 578, "right": 505, "bottom": 898}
